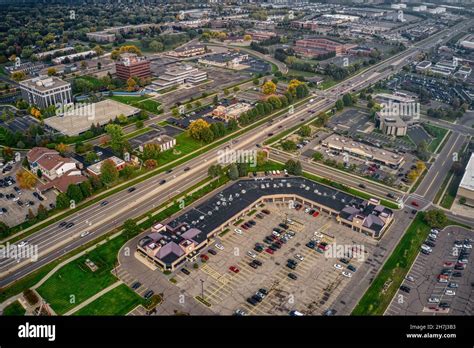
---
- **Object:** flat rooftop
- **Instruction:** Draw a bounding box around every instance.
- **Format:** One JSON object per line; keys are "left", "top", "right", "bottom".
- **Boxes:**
{"left": 140, "top": 176, "right": 394, "bottom": 266}
{"left": 459, "top": 153, "right": 474, "bottom": 192}
{"left": 20, "top": 76, "right": 70, "bottom": 91}
{"left": 44, "top": 99, "right": 139, "bottom": 136}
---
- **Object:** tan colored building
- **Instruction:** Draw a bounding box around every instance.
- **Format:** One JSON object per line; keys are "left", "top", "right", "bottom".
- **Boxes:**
{"left": 322, "top": 134, "right": 404, "bottom": 168}
{"left": 376, "top": 112, "right": 407, "bottom": 137}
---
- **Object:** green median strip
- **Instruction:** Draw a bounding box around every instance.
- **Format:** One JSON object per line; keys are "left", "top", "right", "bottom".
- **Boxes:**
{"left": 352, "top": 213, "right": 431, "bottom": 315}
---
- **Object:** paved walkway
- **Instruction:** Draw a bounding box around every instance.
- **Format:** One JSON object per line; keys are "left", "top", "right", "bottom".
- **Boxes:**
{"left": 64, "top": 280, "right": 123, "bottom": 316}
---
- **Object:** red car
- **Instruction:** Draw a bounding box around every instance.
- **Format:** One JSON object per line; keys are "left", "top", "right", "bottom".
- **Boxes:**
{"left": 444, "top": 262, "right": 454, "bottom": 267}
{"left": 312, "top": 211, "right": 320, "bottom": 217}
{"left": 411, "top": 201, "right": 419, "bottom": 207}
{"left": 241, "top": 224, "right": 249, "bottom": 230}
{"left": 265, "top": 248, "right": 274, "bottom": 255}
{"left": 229, "top": 266, "right": 240, "bottom": 273}
{"left": 200, "top": 254, "right": 209, "bottom": 261}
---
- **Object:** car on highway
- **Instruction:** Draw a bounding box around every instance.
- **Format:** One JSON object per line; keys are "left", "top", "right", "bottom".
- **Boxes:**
{"left": 80, "top": 231, "right": 90, "bottom": 238}
{"left": 128, "top": 187, "right": 136, "bottom": 193}
{"left": 159, "top": 179, "right": 166, "bottom": 185}
{"left": 65, "top": 222, "right": 74, "bottom": 228}
{"left": 17, "top": 240, "right": 29, "bottom": 248}
{"left": 183, "top": 167, "right": 191, "bottom": 172}
{"left": 100, "top": 201, "right": 109, "bottom": 207}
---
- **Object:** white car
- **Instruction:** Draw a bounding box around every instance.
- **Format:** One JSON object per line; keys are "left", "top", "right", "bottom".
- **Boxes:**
{"left": 405, "top": 275, "right": 414, "bottom": 282}
{"left": 272, "top": 231, "right": 281, "bottom": 237}
{"left": 234, "top": 228, "right": 243, "bottom": 235}
{"left": 304, "top": 208, "right": 310, "bottom": 213}
{"left": 428, "top": 234, "right": 437, "bottom": 240}
{"left": 463, "top": 244, "right": 472, "bottom": 249}
{"left": 247, "top": 251, "right": 257, "bottom": 258}
{"left": 342, "top": 271, "right": 352, "bottom": 278}
{"left": 234, "top": 309, "right": 247, "bottom": 316}
{"left": 17, "top": 240, "right": 28, "bottom": 248}
{"left": 80, "top": 231, "right": 90, "bottom": 238}
{"left": 431, "top": 229, "right": 439, "bottom": 235}
{"left": 295, "top": 254, "right": 304, "bottom": 261}
{"left": 215, "top": 243, "right": 224, "bottom": 250}
{"left": 334, "top": 264, "right": 343, "bottom": 270}
{"left": 444, "top": 289, "right": 456, "bottom": 296}
{"left": 428, "top": 297, "right": 440, "bottom": 303}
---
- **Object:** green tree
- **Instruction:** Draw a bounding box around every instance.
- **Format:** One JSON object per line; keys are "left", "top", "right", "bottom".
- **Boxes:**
{"left": 335, "top": 99, "right": 344, "bottom": 111}
{"left": 0, "top": 221, "right": 9, "bottom": 238}
{"left": 105, "top": 124, "right": 124, "bottom": 155}
{"left": 67, "top": 184, "right": 83, "bottom": 203}
{"left": 423, "top": 209, "right": 447, "bottom": 229}
{"left": 285, "top": 159, "right": 302, "bottom": 175}
{"left": 121, "top": 165, "right": 135, "bottom": 179}
{"left": 100, "top": 159, "right": 119, "bottom": 186}
{"left": 281, "top": 140, "right": 297, "bottom": 152}
{"left": 298, "top": 125, "right": 311, "bottom": 137}
{"left": 228, "top": 163, "right": 239, "bottom": 180}
{"left": 313, "top": 151, "right": 324, "bottom": 161}
{"left": 208, "top": 164, "right": 223, "bottom": 178}
{"left": 342, "top": 93, "right": 353, "bottom": 107}
{"left": 56, "top": 193, "right": 70, "bottom": 209}
{"left": 37, "top": 204, "right": 48, "bottom": 220}
{"left": 123, "top": 219, "right": 140, "bottom": 238}
{"left": 79, "top": 181, "right": 93, "bottom": 198}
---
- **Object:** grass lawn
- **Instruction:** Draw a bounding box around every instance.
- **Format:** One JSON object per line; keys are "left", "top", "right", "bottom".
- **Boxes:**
{"left": 423, "top": 124, "right": 449, "bottom": 153}
{"left": 75, "top": 75, "right": 106, "bottom": 89}
{"left": 288, "top": 69, "right": 316, "bottom": 77}
{"left": 440, "top": 173, "right": 462, "bottom": 209}
{"left": 352, "top": 214, "right": 431, "bottom": 315}
{"left": 157, "top": 132, "right": 203, "bottom": 165}
{"left": 109, "top": 95, "right": 161, "bottom": 114}
{"left": 73, "top": 284, "right": 143, "bottom": 316}
{"left": 124, "top": 127, "right": 152, "bottom": 140}
{"left": 320, "top": 79, "right": 338, "bottom": 90}
{"left": 36, "top": 235, "right": 128, "bottom": 315}
{"left": 3, "top": 300, "right": 26, "bottom": 316}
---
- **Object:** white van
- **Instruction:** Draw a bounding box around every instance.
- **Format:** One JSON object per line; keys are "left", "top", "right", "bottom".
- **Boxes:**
{"left": 289, "top": 310, "right": 304, "bottom": 316}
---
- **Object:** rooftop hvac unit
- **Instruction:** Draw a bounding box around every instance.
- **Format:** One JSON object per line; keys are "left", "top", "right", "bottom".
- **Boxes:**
{"left": 208, "top": 211, "right": 213, "bottom": 215}
{"left": 200, "top": 216, "right": 205, "bottom": 220}
{"left": 242, "top": 189, "right": 247, "bottom": 194}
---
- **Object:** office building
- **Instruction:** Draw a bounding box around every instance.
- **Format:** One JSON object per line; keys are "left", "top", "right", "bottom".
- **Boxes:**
{"left": 115, "top": 53, "right": 151, "bottom": 80}
{"left": 19, "top": 75, "right": 72, "bottom": 109}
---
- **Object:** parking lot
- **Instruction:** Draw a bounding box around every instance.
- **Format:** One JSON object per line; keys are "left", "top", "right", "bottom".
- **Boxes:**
{"left": 0, "top": 159, "right": 56, "bottom": 228}
{"left": 385, "top": 225, "right": 473, "bottom": 316}
{"left": 171, "top": 202, "right": 376, "bottom": 315}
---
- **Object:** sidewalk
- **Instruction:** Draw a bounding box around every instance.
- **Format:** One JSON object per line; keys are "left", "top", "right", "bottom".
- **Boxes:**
{"left": 64, "top": 281, "right": 123, "bottom": 316}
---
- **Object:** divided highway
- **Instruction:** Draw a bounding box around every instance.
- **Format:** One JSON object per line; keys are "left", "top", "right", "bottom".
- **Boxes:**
{"left": 0, "top": 19, "right": 471, "bottom": 288}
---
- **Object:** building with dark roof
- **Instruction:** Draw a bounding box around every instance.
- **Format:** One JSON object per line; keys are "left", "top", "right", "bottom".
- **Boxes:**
{"left": 136, "top": 176, "right": 394, "bottom": 271}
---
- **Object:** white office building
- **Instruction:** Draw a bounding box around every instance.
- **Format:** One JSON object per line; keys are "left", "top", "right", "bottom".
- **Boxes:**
{"left": 151, "top": 64, "right": 207, "bottom": 91}
{"left": 19, "top": 75, "right": 72, "bottom": 109}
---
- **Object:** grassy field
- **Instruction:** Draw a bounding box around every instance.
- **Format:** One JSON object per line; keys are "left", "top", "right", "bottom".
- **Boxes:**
{"left": 3, "top": 300, "right": 26, "bottom": 316}
{"left": 157, "top": 132, "right": 203, "bottom": 165}
{"left": 423, "top": 124, "right": 449, "bottom": 153}
{"left": 76, "top": 75, "right": 106, "bottom": 89}
{"left": 352, "top": 213, "right": 431, "bottom": 315}
{"left": 36, "top": 235, "right": 127, "bottom": 315}
{"left": 73, "top": 284, "right": 143, "bottom": 316}
{"left": 109, "top": 95, "right": 162, "bottom": 114}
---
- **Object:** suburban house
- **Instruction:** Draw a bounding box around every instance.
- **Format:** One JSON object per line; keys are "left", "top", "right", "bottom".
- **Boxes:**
{"left": 27, "top": 147, "right": 78, "bottom": 181}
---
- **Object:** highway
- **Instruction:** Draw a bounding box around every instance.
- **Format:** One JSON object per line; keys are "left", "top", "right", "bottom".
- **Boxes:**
{"left": 0, "top": 19, "right": 472, "bottom": 288}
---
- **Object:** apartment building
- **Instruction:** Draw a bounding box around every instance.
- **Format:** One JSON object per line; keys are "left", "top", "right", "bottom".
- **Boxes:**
{"left": 167, "top": 45, "right": 206, "bottom": 58}
{"left": 19, "top": 75, "right": 72, "bottom": 109}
